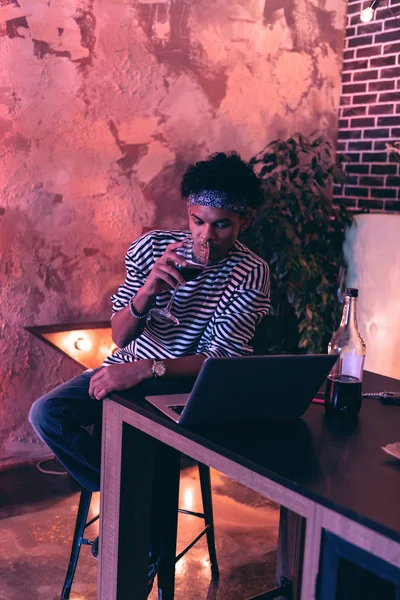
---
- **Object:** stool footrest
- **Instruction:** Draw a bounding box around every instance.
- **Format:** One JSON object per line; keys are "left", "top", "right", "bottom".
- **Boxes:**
{"left": 175, "top": 525, "right": 210, "bottom": 563}
{"left": 80, "top": 539, "right": 92, "bottom": 546}
{"left": 177, "top": 508, "right": 205, "bottom": 519}
{"left": 245, "top": 577, "right": 292, "bottom": 600}
{"left": 84, "top": 515, "right": 99, "bottom": 529}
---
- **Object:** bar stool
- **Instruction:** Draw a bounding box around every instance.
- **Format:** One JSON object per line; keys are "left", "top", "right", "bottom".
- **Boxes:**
{"left": 61, "top": 461, "right": 218, "bottom": 599}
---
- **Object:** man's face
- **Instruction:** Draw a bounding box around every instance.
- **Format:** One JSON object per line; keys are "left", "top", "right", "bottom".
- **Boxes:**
{"left": 187, "top": 205, "right": 251, "bottom": 262}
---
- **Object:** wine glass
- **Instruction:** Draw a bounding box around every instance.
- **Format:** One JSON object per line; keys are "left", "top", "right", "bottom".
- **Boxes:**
{"left": 149, "top": 235, "right": 210, "bottom": 325}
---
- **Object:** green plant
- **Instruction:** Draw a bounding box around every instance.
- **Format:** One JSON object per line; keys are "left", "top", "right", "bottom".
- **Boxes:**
{"left": 242, "top": 132, "right": 353, "bottom": 354}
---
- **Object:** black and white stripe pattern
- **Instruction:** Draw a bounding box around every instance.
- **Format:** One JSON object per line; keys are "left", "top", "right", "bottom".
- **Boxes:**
{"left": 102, "top": 230, "right": 270, "bottom": 365}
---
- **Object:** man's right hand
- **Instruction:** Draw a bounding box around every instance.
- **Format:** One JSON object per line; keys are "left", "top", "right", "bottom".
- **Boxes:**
{"left": 143, "top": 241, "right": 188, "bottom": 296}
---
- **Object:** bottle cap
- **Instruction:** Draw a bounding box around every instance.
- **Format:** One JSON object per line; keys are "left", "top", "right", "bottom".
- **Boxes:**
{"left": 345, "top": 288, "right": 358, "bottom": 297}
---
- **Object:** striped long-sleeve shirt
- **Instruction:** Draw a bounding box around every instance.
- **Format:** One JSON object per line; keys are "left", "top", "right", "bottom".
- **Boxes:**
{"left": 102, "top": 230, "right": 270, "bottom": 365}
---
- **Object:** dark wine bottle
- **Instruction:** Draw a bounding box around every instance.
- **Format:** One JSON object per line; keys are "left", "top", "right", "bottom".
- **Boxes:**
{"left": 325, "top": 288, "right": 366, "bottom": 418}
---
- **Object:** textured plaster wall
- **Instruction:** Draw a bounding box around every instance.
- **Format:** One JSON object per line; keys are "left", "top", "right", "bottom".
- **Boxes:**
{"left": 0, "top": 0, "right": 346, "bottom": 467}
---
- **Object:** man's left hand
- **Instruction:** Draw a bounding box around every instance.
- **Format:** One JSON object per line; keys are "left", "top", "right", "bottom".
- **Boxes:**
{"left": 88, "top": 363, "right": 150, "bottom": 400}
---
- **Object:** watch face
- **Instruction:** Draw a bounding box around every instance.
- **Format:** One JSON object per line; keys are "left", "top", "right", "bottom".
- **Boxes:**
{"left": 154, "top": 361, "right": 166, "bottom": 377}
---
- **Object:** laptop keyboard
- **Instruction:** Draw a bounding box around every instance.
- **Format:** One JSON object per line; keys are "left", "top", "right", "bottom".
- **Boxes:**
{"left": 168, "top": 405, "right": 185, "bottom": 415}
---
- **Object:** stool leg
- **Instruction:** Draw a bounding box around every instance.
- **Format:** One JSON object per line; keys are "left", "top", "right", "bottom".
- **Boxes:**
{"left": 198, "top": 463, "right": 219, "bottom": 579}
{"left": 61, "top": 488, "right": 92, "bottom": 599}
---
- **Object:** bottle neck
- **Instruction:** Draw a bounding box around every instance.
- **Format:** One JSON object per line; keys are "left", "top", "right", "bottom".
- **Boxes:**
{"left": 340, "top": 295, "right": 359, "bottom": 330}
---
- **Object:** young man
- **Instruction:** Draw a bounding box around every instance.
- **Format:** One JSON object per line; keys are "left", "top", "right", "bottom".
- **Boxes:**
{"left": 29, "top": 151, "right": 270, "bottom": 591}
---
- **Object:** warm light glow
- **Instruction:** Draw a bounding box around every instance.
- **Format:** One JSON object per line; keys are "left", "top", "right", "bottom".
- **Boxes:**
{"left": 88, "top": 492, "right": 101, "bottom": 533}
{"left": 98, "top": 342, "right": 119, "bottom": 356}
{"left": 66, "top": 331, "right": 89, "bottom": 356}
{"left": 183, "top": 487, "right": 194, "bottom": 510}
{"left": 74, "top": 336, "right": 93, "bottom": 352}
{"left": 360, "top": 6, "right": 374, "bottom": 21}
{"left": 175, "top": 556, "right": 187, "bottom": 576}
{"left": 37, "top": 327, "right": 116, "bottom": 369}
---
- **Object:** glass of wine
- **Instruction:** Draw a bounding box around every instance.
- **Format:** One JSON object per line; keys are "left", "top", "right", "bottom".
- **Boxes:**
{"left": 149, "top": 235, "right": 210, "bottom": 325}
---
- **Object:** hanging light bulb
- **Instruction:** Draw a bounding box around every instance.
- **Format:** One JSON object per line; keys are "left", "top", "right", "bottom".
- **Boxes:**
{"left": 360, "top": 0, "right": 381, "bottom": 22}
{"left": 360, "top": 6, "right": 374, "bottom": 21}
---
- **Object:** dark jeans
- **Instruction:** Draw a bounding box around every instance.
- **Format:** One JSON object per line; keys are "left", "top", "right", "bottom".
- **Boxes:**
{"left": 29, "top": 369, "right": 194, "bottom": 580}
{"left": 29, "top": 368, "right": 173, "bottom": 571}
{"left": 29, "top": 368, "right": 196, "bottom": 568}
{"left": 29, "top": 369, "right": 196, "bottom": 492}
{"left": 29, "top": 368, "right": 105, "bottom": 491}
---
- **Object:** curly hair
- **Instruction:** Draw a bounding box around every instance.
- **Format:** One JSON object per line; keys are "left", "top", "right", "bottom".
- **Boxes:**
{"left": 180, "top": 151, "right": 264, "bottom": 210}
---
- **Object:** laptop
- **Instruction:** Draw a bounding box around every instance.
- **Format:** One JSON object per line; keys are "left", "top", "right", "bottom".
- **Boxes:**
{"left": 145, "top": 354, "right": 337, "bottom": 428}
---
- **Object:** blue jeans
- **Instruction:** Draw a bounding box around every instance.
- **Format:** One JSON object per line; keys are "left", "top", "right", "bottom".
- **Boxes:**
{"left": 29, "top": 369, "right": 194, "bottom": 491}
{"left": 29, "top": 369, "right": 195, "bottom": 569}
{"left": 29, "top": 368, "right": 106, "bottom": 492}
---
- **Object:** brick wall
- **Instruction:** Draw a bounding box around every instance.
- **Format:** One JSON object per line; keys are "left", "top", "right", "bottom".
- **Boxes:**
{"left": 335, "top": 0, "right": 400, "bottom": 211}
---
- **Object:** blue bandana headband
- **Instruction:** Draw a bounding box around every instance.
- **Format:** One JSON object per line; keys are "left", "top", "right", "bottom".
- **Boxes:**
{"left": 188, "top": 190, "right": 248, "bottom": 213}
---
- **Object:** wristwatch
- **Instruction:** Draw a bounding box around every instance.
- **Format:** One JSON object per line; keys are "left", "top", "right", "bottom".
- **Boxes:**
{"left": 151, "top": 359, "right": 166, "bottom": 379}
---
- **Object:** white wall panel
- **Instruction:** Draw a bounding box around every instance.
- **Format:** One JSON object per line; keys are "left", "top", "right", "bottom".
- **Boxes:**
{"left": 344, "top": 214, "right": 400, "bottom": 380}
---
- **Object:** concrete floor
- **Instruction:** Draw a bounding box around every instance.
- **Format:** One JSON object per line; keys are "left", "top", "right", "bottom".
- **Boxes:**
{"left": 0, "top": 460, "right": 280, "bottom": 600}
